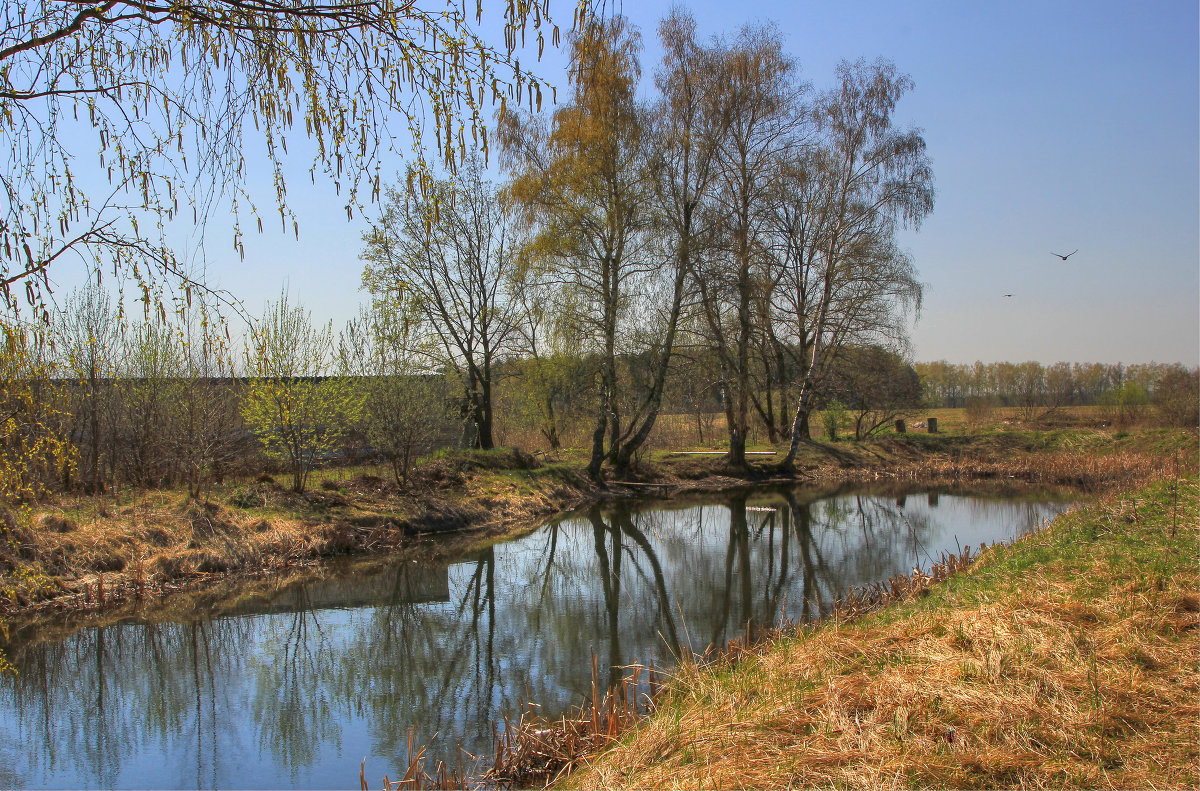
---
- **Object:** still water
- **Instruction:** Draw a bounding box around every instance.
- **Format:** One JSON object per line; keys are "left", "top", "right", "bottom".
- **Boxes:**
{"left": 0, "top": 486, "right": 1073, "bottom": 789}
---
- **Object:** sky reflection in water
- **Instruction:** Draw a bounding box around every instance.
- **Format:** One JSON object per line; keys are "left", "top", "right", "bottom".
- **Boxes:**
{"left": 0, "top": 486, "right": 1073, "bottom": 789}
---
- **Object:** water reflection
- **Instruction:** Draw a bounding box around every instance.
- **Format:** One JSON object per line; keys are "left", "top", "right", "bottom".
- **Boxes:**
{"left": 0, "top": 487, "right": 1071, "bottom": 789}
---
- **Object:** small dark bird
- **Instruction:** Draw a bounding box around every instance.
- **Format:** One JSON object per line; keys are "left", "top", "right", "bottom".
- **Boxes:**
{"left": 1003, "top": 294, "right": 1013, "bottom": 297}
{"left": 1051, "top": 249, "right": 1078, "bottom": 261}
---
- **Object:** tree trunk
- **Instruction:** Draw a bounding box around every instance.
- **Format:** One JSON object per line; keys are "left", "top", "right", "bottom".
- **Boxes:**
{"left": 722, "top": 374, "right": 746, "bottom": 467}
{"left": 797, "top": 410, "right": 811, "bottom": 440}
{"left": 587, "top": 388, "right": 608, "bottom": 482}
{"left": 477, "top": 373, "right": 494, "bottom": 450}
{"left": 613, "top": 246, "right": 690, "bottom": 474}
{"left": 541, "top": 392, "right": 561, "bottom": 450}
{"left": 477, "top": 360, "right": 495, "bottom": 450}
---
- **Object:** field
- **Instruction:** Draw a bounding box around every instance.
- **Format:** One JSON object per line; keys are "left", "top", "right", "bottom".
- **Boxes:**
{"left": 492, "top": 405, "right": 1135, "bottom": 455}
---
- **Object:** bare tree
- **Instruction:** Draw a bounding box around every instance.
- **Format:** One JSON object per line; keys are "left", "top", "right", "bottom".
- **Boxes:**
{"left": 781, "top": 59, "right": 933, "bottom": 466}
{"left": 362, "top": 157, "right": 523, "bottom": 450}
{"left": 338, "top": 306, "right": 450, "bottom": 486}
{"left": 694, "top": 23, "right": 803, "bottom": 468}
{"left": 499, "top": 15, "right": 654, "bottom": 479}
{"left": 171, "top": 303, "right": 241, "bottom": 498}
{"left": 601, "top": 8, "right": 724, "bottom": 467}
{"left": 117, "top": 320, "right": 184, "bottom": 487}
{"left": 55, "top": 285, "right": 123, "bottom": 492}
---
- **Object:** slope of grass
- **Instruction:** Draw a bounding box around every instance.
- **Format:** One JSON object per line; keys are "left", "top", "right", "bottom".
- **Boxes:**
{"left": 565, "top": 474, "right": 1199, "bottom": 790}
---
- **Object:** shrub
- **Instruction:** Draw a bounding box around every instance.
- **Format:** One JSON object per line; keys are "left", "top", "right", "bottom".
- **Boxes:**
{"left": 1153, "top": 366, "right": 1199, "bottom": 428}
{"left": 964, "top": 395, "right": 997, "bottom": 426}
{"left": 821, "top": 401, "right": 847, "bottom": 441}
{"left": 1098, "top": 383, "right": 1149, "bottom": 427}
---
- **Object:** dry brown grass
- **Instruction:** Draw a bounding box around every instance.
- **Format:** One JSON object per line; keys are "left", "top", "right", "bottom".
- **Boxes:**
{"left": 3, "top": 427, "right": 1193, "bottom": 618}
{"left": 485, "top": 549, "right": 986, "bottom": 789}
{"left": 565, "top": 476, "right": 1200, "bottom": 790}
{"left": 846, "top": 449, "right": 1179, "bottom": 492}
{"left": 0, "top": 457, "right": 598, "bottom": 616}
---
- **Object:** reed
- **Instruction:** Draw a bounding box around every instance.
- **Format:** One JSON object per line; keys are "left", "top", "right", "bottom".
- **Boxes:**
{"left": 485, "top": 655, "right": 663, "bottom": 788}
{"left": 363, "top": 726, "right": 468, "bottom": 791}
{"left": 838, "top": 449, "right": 1175, "bottom": 492}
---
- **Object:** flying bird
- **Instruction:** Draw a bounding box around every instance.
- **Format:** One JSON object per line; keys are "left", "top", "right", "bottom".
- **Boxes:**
{"left": 1051, "top": 249, "right": 1078, "bottom": 261}
{"left": 1003, "top": 294, "right": 1013, "bottom": 298}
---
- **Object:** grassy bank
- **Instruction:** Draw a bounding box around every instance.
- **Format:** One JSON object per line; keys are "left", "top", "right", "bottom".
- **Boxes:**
{"left": 560, "top": 473, "right": 1199, "bottom": 790}
{"left": 1, "top": 425, "right": 1194, "bottom": 618}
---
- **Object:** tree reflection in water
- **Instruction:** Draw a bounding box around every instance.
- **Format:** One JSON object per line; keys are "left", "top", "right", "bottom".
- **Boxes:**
{"left": 0, "top": 487, "right": 1073, "bottom": 789}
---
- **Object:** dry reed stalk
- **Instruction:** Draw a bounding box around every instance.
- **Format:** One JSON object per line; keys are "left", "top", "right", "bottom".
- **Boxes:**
{"left": 484, "top": 658, "right": 666, "bottom": 789}
{"left": 838, "top": 449, "right": 1179, "bottom": 493}
{"left": 366, "top": 725, "right": 468, "bottom": 791}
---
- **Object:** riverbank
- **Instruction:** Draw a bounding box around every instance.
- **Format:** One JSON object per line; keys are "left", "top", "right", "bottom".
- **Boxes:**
{"left": 557, "top": 473, "right": 1199, "bottom": 790}
{"left": 1, "top": 425, "right": 1194, "bottom": 619}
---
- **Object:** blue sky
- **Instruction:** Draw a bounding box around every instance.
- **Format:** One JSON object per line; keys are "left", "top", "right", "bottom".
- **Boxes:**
{"left": 54, "top": 0, "right": 1199, "bottom": 365}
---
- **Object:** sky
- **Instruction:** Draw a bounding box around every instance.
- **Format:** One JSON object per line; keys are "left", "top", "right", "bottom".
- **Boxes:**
{"left": 50, "top": 0, "right": 1200, "bottom": 365}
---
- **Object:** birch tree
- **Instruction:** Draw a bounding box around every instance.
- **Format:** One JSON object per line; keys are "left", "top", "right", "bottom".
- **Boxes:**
{"left": 781, "top": 59, "right": 933, "bottom": 466}
{"left": 362, "top": 158, "right": 523, "bottom": 450}
{"left": 500, "top": 15, "right": 652, "bottom": 479}
{"left": 696, "top": 23, "right": 802, "bottom": 467}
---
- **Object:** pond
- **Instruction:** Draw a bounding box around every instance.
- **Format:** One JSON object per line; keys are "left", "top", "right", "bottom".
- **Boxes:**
{"left": 0, "top": 485, "right": 1076, "bottom": 789}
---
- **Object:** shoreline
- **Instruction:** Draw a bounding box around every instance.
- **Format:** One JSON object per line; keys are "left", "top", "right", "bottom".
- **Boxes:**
{"left": 1, "top": 427, "right": 1192, "bottom": 624}
{"left": 548, "top": 472, "right": 1200, "bottom": 790}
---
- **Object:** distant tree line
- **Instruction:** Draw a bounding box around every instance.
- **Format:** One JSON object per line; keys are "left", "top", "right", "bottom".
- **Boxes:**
{"left": 915, "top": 360, "right": 1199, "bottom": 426}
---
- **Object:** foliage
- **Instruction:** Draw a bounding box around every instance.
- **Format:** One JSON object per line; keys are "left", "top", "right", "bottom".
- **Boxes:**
{"left": 915, "top": 360, "right": 1198, "bottom": 415}
{"left": 500, "top": 14, "right": 653, "bottom": 477}
{"left": 242, "top": 294, "right": 359, "bottom": 492}
{"left": 1153, "top": 364, "right": 1199, "bottom": 428}
{"left": 820, "top": 400, "right": 846, "bottom": 442}
{"left": 501, "top": 352, "right": 593, "bottom": 451}
{"left": 963, "top": 395, "right": 997, "bottom": 426}
{"left": 0, "top": 325, "right": 75, "bottom": 503}
{"left": 1, "top": 0, "right": 567, "bottom": 317}
{"left": 826, "top": 346, "right": 920, "bottom": 440}
{"left": 118, "top": 320, "right": 185, "bottom": 486}
{"left": 1098, "top": 382, "right": 1149, "bottom": 428}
